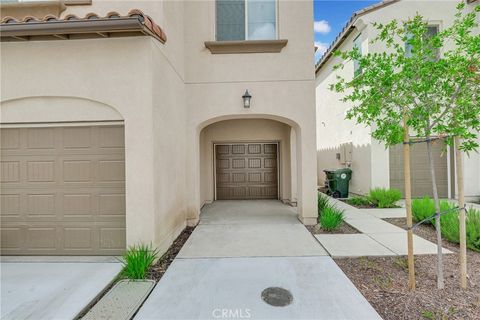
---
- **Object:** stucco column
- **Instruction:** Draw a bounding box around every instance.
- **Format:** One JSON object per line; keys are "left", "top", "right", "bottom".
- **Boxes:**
{"left": 125, "top": 120, "right": 156, "bottom": 247}
{"left": 185, "top": 127, "right": 201, "bottom": 226}
{"left": 296, "top": 123, "right": 318, "bottom": 225}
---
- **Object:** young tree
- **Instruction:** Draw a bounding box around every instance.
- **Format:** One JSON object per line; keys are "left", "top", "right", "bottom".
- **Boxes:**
{"left": 429, "top": 3, "right": 480, "bottom": 288}
{"left": 330, "top": 2, "right": 480, "bottom": 289}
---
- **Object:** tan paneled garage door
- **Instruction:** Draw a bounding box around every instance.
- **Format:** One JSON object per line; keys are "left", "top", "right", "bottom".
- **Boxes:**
{"left": 0, "top": 125, "right": 126, "bottom": 255}
{"left": 389, "top": 141, "right": 448, "bottom": 198}
{"left": 215, "top": 143, "right": 278, "bottom": 200}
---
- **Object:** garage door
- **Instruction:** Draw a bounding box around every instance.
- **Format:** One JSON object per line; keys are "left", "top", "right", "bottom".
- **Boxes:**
{"left": 389, "top": 140, "right": 448, "bottom": 198}
{"left": 215, "top": 143, "right": 278, "bottom": 200}
{"left": 0, "top": 125, "right": 126, "bottom": 255}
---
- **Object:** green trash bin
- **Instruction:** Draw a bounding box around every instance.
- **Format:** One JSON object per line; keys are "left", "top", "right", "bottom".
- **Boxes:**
{"left": 323, "top": 168, "right": 352, "bottom": 198}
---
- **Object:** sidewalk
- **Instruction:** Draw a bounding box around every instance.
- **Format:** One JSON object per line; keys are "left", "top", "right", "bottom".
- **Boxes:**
{"left": 314, "top": 198, "right": 452, "bottom": 257}
{"left": 134, "top": 200, "right": 382, "bottom": 320}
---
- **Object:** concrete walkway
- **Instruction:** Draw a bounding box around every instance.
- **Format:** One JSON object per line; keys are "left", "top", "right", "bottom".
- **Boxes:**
{"left": 135, "top": 200, "right": 381, "bottom": 320}
{"left": 0, "top": 256, "right": 121, "bottom": 320}
{"left": 315, "top": 198, "right": 452, "bottom": 257}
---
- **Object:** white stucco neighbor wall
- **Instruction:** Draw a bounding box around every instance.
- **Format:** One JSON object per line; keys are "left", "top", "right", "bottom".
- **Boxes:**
{"left": 316, "top": 0, "right": 480, "bottom": 199}
{"left": 315, "top": 27, "right": 373, "bottom": 195}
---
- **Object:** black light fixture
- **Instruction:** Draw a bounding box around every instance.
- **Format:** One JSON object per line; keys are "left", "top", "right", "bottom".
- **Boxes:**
{"left": 242, "top": 89, "right": 252, "bottom": 108}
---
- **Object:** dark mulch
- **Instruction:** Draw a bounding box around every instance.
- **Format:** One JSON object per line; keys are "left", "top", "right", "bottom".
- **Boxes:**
{"left": 146, "top": 226, "right": 195, "bottom": 281}
{"left": 334, "top": 218, "right": 480, "bottom": 320}
{"left": 306, "top": 221, "right": 360, "bottom": 234}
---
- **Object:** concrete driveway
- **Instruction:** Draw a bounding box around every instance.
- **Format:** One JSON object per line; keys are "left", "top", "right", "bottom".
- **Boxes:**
{"left": 1, "top": 256, "right": 121, "bottom": 320}
{"left": 135, "top": 200, "right": 381, "bottom": 320}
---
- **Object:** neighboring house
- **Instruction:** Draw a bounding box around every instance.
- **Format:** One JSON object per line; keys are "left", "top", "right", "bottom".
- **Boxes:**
{"left": 0, "top": 0, "right": 317, "bottom": 256}
{"left": 315, "top": 0, "right": 480, "bottom": 201}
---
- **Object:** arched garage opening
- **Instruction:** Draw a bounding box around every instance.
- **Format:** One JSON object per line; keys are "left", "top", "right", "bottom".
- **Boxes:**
{"left": 198, "top": 118, "right": 298, "bottom": 206}
{"left": 0, "top": 96, "right": 126, "bottom": 255}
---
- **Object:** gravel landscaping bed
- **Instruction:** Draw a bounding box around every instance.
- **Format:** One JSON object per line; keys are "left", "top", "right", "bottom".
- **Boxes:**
{"left": 306, "top": 221, "right": 360, "bottom": 234}
{"left": 340, "top": 199, "right": 377, "bottom": 209}
{"left": 334, "top": 218, "right": 480, "bottom": 320}
{"left": 146, "top": 226, "right": 195, "bottom": 281}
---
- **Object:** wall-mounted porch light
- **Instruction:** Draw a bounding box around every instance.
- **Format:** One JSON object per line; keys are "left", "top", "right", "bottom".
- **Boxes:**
{"left": 242, "top": 90, "right": 252, "bottom": 108}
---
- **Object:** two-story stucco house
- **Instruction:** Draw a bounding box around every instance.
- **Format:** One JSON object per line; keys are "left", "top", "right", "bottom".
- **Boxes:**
{"left": 315, "top": 0, "right": 480, "bottom": 201}
{"left": 0, "top": 0, "right": 318, "bottom": 256}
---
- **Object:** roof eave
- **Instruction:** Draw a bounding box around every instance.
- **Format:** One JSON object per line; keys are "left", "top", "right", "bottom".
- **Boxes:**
{"left": 0, "top": 17, "right": 165, "bottom": 43}
{"left": 315, "top": 0, "right": 400, "bottom": 75}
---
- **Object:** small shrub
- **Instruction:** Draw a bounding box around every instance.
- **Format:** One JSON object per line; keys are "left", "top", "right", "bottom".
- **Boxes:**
{"left": 346, "top": 196, "right": 371, "bottom": 207}
{"left": 421, "top": 310, "right": 435, "bottom": 320}
{"left": 412, "top": 197, "right": 480, "bottom": 252}
{"left": 367, "top": 188, "right": 402, "bottom": 208}
{"left": 440, "top": 202, "right": 459, "bottom": 243}
{"left": 120, "top": 243, "right": 159, "bottom": 279}
{"left": 319, "top": 206, "right": 344, "bottom": 231}
{"left": 465, "top": 208, "right": 480, "bottom": 251}
{"left": 318, "top": 193, "right": 331, "bottom": 214}
{"left": 412, "top": 196, "right": 436, "bottom": 223}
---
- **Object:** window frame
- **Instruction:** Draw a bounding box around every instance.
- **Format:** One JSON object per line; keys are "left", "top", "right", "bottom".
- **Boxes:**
{"left": 404, "top": 24, "right": 441, "bottom": 60}
{"left": 215, "top": 0, "right": 279, "bottom": 41}
{"left": 353, "top": 33, "right": 362, "bottom": 77}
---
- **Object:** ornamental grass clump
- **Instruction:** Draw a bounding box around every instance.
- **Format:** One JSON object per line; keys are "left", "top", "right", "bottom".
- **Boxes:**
{"left": 412, "top": 196, "right": 480, "bottom": 252}
{"left": 412, "top": 196, "right": 437, "bottom": 222}
{"left": 318, "top": 193, "right": 331, "bottom": 214}
{"left": 465, "top": 209, "right": 480, "bottom": 252}
{"left": 367, "top": 188, "right": 402, "bottom": 208}
{"left": 120, "top": 243, "right": 159, "bottom": 279}
{"left": 319, "top": 206, "right": 344, "bottom": 231}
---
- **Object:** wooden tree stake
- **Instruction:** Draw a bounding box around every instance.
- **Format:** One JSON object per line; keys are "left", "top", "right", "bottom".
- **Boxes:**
{"left": 403, "top": 115, "right": 415, "bottom": 290}
{"left": 455, "top": 136, "right": 467, "bottom": 289}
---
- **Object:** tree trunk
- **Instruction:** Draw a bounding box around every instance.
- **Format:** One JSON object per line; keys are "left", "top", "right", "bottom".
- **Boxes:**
{"left": 403, "top": 116, "right": 415, "bottom": 291}
{"left": 426, "top": 136, "right": 444, "bottom": 289}
{"left": 455, "top": 136, "right": 467, "bottom": 289}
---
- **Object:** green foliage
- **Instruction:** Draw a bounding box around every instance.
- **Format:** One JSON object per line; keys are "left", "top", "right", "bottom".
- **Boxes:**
{"left": 318, "top": 193, "right": 331, "bottom": 213}
{"left": 412, "top": 197, "right": 480, "bottom": 251}
{"left": 330, "top": 2, "right": 480, "bottom": 152}
{"left": 465, "top": 208, "right": 480, "bottom": 251}
{"left": 319, "top": 206, "right": 344, "bottom": 231}
{"left": 120, "top": 243, "right": 159, "bottom": 279}
{"left": 421, "top": 310, "right": 435, "bottom": 320}
{"left": 412, "top": 197, "right": 454, "bottom": 224}
{"left": 440, "top": 209, "right": 460, "bottom": 244}
{"left": 367, "top": 188, "right": 402, "bottom": 208}
{"left": 346, "top": 196, "right": 372, "bottom": 207}
{"left": 412, "top": 196, "right": 436, "bottom": 222}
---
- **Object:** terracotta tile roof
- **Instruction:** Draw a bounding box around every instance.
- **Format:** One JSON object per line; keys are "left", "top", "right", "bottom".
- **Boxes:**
{"left": 315, "top": 0, "right": 399, "bottom": 74}
{"left": 0, "top": 9, "right": 166, "bottom": 43}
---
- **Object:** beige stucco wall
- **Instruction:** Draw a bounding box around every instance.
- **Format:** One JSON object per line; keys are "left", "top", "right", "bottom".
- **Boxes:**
{"left": 199, "top": 119, "right": 294, "bottom": 205}
{"left": 183, "top": 0, "right": 317, "bottom": 224}
{"left": 1, "top": 0, "right": 318, "bottom": 255}
{"left": 316, "top": 0, "right": 479, "bottom": 199}
{"left": 0, "top": 37, "right": 162, "bottom": 249}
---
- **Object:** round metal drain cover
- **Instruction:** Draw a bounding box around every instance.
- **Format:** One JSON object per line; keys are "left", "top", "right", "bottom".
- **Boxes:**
{"left": 261, "top": 287, "right": 293, "bottom": 307}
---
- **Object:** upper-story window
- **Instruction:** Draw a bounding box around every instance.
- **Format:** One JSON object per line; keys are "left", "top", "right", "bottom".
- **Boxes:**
{"left": 353, "top": 34, "right": 362, "bottom": 77}
{"left": 216, "top": 0, "right": 277, "bottom": 41}
{"left": 405, "top": 25, "right": 439, "bottom": 59}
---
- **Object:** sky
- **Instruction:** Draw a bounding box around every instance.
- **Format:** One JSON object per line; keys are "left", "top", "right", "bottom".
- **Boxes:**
{"left": 314, "top": 0, "right": 380, "bottom": 62}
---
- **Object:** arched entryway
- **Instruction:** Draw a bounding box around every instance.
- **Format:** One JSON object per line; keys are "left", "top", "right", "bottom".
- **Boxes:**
{"left": 198, "top": 117, "right": 298, "bottom": 206}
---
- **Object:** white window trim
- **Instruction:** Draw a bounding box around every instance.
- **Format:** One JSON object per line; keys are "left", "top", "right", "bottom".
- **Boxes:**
{"left": 215, "top": 0, "right": 279, "bottom": 41}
